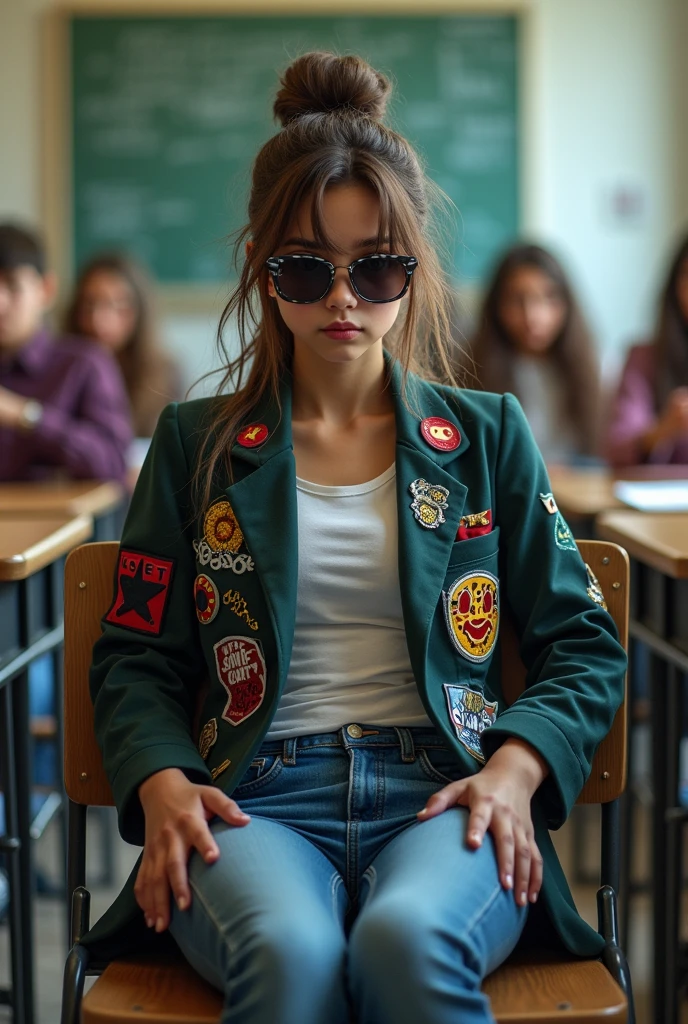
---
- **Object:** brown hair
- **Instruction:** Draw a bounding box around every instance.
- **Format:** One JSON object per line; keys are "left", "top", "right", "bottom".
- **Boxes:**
{"left": 195, "top": 51, "right": 461, "bottom": 511}
{"left": 653, "top": 232, "right": 688, "bottom": 408}
{"left": 64, "top": 251, "right": 178, "bottom": 436}
{"left": 467, "top": 243, "right": 600, "bottom": 455}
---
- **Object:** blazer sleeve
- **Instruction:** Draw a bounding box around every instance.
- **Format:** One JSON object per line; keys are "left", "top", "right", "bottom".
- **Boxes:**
{"left": 481, "top": 393, "right": 627, "bottom": 828}
{"left": 90, "top": 403, "right": 211, "bottom": 844}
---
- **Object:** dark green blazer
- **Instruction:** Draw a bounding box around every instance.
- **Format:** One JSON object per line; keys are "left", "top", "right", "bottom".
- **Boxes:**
{"left": 86, "top": 356, "right": 626, "bottom": 960}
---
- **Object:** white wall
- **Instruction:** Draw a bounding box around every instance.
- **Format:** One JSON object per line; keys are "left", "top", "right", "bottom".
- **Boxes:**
{"left": 0, "top": 0, "right": 686, "bottom": 391}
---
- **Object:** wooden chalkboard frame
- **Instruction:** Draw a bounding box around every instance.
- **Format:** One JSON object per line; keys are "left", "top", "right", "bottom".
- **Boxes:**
{"left": 42, "top": 0, "right": 533, "bottom": 314}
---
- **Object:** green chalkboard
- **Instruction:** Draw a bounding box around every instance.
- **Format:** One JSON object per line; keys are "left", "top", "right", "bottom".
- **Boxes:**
{"left": 71, "top": 14, "right": 518, "bottom": 284}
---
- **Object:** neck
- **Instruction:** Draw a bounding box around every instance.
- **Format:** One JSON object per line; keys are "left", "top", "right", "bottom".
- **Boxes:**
{"left": 291, "top": 340, "right": 392, "bottom": 424}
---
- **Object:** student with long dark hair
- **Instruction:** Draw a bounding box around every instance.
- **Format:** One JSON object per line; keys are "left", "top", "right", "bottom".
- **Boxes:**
{"left": 82, "top": 54, "right": 625, "bottom": 1024}
{"left": 467, "top": 244, "right": 600, "bottom": 463}
{"left": 606, "top": 233, "right": 688, "bottom": 466}
{"left": 64, "top": 252, "right": 182, "bottom": 437}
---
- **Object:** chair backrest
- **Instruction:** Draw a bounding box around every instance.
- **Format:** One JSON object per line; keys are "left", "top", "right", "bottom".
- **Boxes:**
{"left": 64, "top": 539, "right": 629, "bottom": 809}
{"left": 500, "top": 540, "right": 629, "bottom": 804}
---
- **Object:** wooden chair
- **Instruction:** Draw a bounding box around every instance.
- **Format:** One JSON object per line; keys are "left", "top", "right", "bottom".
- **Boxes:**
{"left": 60, "top": 540, "right": 634, "bottom": 1024}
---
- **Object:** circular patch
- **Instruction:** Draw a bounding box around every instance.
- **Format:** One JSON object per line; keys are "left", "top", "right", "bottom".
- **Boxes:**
{"left": 444, "top": 571, "right": 499, "bottom": 663}
{"left": 203, "top": 500, "right": 244, "bottom": 553}
{"left": 237, "top": 423, "right": 269, "bottom": 448}
{"left": 194, "top": 573, "right": 220, "bottom": 624}
{"left": 420, "top": 417, "right": 461, "bottom": 452}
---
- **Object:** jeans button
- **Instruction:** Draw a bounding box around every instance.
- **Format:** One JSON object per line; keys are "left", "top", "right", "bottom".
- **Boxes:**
{"left": 347, "top": 724, "right": 363, "bottom": 739}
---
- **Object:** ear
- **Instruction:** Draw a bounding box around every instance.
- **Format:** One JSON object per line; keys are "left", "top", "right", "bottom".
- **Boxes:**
{"left": 41, "top": 271, "right": 58, "bottom": 310}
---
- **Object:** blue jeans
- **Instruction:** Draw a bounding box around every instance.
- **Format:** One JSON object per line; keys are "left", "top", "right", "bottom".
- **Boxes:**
{"left": 169, "top": 725, "right": 527, "bottom": 1024}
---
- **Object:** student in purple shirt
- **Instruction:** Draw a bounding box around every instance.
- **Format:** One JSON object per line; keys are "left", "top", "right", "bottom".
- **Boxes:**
{"left": 0, "top": 222, "right": 133, "bottom": 482}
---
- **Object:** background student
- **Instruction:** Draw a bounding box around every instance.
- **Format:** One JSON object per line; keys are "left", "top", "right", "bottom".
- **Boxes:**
{"left": 465, "top": 243, "right": 601, "bottom": 465}
{"left": 0, "top": 222, "right": 133, "bottom": 482}
{"left": 605, "top": 232, "right": 688, "bottom": 466}
{"left": 64, "top": 251, "right": 183, "bottom": 438}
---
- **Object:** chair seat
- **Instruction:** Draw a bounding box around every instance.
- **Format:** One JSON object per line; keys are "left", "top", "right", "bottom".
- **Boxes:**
{"left": 82, "top": 951, "right": 627, "bottom": 1024}
{"left": 484, "top": 951, "right": 628, "bottom": 1022}
{"left": 81, "top": 958, "right": 222, "bottom": 1023}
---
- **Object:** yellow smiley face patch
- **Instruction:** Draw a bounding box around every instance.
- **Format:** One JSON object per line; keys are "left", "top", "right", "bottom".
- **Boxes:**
{"left": 443, "top": 571, "right": 499, "bottom": 663}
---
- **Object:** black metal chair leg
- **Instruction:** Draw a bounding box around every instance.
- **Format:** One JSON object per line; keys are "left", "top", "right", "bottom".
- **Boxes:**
{"left": 597, "top": 885, "right": 636, "bottom": 1024}
{"left": 60, "top": 943, "right": 90, "bottom": 1024}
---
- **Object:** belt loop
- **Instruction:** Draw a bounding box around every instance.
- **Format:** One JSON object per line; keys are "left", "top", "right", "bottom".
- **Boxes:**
{"left": 282, "top": 737, "right": 297, "bottom": 765}
{"left": 395, "top": 727, "right": 416, "bottom": 763}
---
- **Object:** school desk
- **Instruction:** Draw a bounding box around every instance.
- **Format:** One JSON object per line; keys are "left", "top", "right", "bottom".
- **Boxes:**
{"left": 0, "top": 481, "right": 125, "bottom": 541}
{"left": 597, "top": 510, "right": 688, "bottom": 1024}
{"left": 0, "top": 514, "right": 93, "bottom": 1024}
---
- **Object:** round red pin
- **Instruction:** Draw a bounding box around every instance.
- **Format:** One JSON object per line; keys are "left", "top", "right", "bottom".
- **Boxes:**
{"left": 420, "top": 417, "right": 461, "bottom": 452}
{"left": 237, "top": 423, "right": 269, "bottom": 448}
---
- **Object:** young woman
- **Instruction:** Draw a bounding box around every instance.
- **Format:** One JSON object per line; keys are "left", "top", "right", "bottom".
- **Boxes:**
{"left": 84, "top": 54, "right": 626, "bottom": 1024}
{"left": 64, "top": 252, "right": 182, "bottom": 437}
{"left": 467, "top": 244, "right": 601, "bottom": 464}
{"left": 606, "top": 232, "right": 688, "bottom": 466}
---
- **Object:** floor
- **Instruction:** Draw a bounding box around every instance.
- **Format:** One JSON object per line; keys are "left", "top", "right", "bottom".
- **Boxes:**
{"left": 0, "top": 798, "right": 684, "bottom": 1023}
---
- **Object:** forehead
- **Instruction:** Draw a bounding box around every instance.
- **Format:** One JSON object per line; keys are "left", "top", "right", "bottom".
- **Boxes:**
{"left": 285, "top": 183, "right": 381, "bottom": 252}
{"left": 0, "top": 265, "right": 42, "bottom": 288}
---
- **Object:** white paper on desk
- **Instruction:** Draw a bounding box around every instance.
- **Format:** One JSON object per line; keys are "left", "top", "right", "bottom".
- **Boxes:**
{"left": 613, "top": 480, "right": 688, "bottom": 511}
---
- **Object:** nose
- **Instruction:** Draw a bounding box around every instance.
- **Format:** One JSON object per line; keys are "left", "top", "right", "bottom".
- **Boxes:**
{"left": 326, "top": 267, "right": 357, "bottom": 310}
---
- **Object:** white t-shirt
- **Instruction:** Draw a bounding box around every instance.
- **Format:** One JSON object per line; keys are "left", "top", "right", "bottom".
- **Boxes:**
{"left": 265, "top": 463, "right": 433, "bottom": 739}
{"left": 512, "top": 355, "right": 579, "bottom": 462}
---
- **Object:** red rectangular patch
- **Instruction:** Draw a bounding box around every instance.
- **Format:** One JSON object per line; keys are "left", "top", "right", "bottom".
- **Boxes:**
{"left": 456, "top": 509, "right": 492, "bottom": 541}
{"left": 105, "top": 549, "right": 175, "bottom": 636}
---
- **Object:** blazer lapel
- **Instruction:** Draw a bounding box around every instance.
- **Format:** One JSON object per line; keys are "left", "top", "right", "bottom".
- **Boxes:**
{"left": 389, "top": 359, "right": 470, "bottom": 683}
{"left": 223, "top": 377, "right": 298, "bottom": 696}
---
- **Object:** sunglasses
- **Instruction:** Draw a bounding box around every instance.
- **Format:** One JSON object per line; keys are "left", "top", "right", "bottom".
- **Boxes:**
{"left": 265, "top": 253, "right": 418, "bottom": 304}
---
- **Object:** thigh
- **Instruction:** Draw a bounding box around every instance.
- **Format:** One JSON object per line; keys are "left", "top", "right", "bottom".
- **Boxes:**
{"left": 169, "top": 814, "right": 349, "bottom": 993}
{"left": 355, "top": 805, "right": 526, "bottom": 976}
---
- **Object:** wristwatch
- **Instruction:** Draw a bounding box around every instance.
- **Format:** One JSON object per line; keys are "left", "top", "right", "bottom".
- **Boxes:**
{"left": 18, "top": 399, "right": 44, "bottom": 431}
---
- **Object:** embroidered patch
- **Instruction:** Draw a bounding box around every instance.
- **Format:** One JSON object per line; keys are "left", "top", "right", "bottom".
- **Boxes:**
{"left": 420, "top": 417, "right": 461, "bottom": 452}
{"left": 204, "top": 500, "right": 244, "bottom": 554}
{"left": 193, "top": 539, "right": 254, "bottom": 574}
{"left": 198, "top": 718, "right": 218, "bottom": 760}
{"left": 214, "top": 636, "right": 267, "bottom": 726}
{"left": 540, "top": 492, "right": 558, "bottom": 515}
{"left": 444, "top": 684, "right": 497, "bottom": 762}
{"left": 194, "top": 574, "right": 220, "bottom": 624}
{"left": 211, "top": 758, "right": 231, "bottom": 781}
{"left": 237, "top": 424, "right": 269, "bottom": 449}
{"left": 585, "top": 563, "right": 608, "bottom": 610}
{"left": 457, "top": 509, "right": 492, "bottom": 541}
{"left": 222, "top": 588, "right": 259, "bottom": 631}
{"left": 409, "top": 478, "right": 450, "bottom": 529}
{"left": 443, "top": 571, "right": 499, "bottom": 663}
{"left": 554, "top": 513, "right": 577, "bottom": 551}
{"left": 105, "top": 549, "right": 174, "bottom": 636}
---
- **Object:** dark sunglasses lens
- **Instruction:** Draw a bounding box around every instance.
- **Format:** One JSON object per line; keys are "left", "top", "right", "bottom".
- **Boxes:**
{"left": 276, "top": 257, "right": 331, "bottom": 302}
{"left": 352, "top": 257, "right": 408, "bottom": 301}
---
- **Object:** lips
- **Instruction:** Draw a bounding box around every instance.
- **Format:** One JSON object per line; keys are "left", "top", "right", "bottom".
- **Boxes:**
{"left": 463, "top": 619, "right": 492, "bottom": 641}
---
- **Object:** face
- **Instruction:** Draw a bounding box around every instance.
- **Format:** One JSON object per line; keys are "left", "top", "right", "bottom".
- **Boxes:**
{"left": 675, "top": 257, "right": 688, "bottom": 323}
{"left": 0, "top": 266, "right": 54, "bottom": 351}
{"left": 497, "top": 265, "right": 568, "bottom": 355}
{"left": 77, "top": 270, "right": 138, "bottom": 352}
{"left": 267, "top": 183, "right": 408, "bottom": 367}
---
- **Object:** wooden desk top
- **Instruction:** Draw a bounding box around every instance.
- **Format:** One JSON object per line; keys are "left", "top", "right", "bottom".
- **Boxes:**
{"left": 548, "top": 467, "right": 621, "bottom": 519}
{"left": 0, "top": 481, "right": 123, "bottom": 518}
{"left": 596, "top": 511, "right": 688, "bottom": 579}
{"left": 0, "top": 514, "right": 93, "bottom": 581}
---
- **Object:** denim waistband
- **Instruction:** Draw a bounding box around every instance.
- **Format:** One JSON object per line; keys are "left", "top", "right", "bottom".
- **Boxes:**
{"left": 257, "top": 725, "right": 449, "bottom": 766}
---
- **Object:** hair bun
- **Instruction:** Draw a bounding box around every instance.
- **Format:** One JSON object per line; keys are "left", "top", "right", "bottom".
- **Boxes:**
{"left": 274, "top": 52, "right": 391, "bottom": 127}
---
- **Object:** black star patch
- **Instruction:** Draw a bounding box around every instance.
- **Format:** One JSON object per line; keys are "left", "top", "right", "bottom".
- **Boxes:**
{"left": 105, "top": 549, "right": 175, "bottom": 636}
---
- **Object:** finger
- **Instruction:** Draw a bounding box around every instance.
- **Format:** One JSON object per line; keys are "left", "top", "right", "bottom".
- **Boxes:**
{"left": 465, "top": 796, "right": 494, "bottom": 849}
{"left": 417, "top": 780, "right": 468, "bottom": 820}
{"left": 180, "top": 814, "right": 221, "bottom": 865}
{"left": 488, "top": 812, "right": 515, "bottom": 890}
{"left": 513, "top": 827, "right": 532, "bottom": 907}
{"left": 151, "top": 849, "right": 173, "bottom": 932}
{"left": 528, "top": 838, "right": 544, "bottom": 903}
{"left": 166, "top": 834, "right": 192, "bottom": 912}
{"left": 201, "top": 787, "right": 251, "bottom": 828}
{"left": 134, "top": 862, "right": 155, "bottom": 928}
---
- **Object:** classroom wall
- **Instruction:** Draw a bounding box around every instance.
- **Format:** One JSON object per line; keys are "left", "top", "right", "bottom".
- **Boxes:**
{"left": 0, "top": 0, "right": 686, "bottom": 393}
